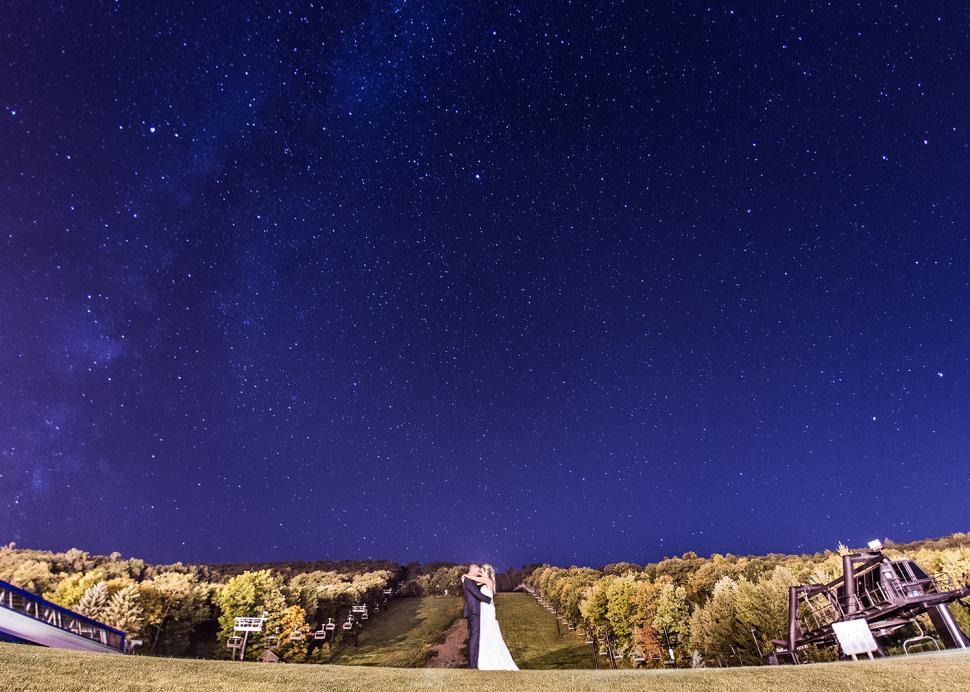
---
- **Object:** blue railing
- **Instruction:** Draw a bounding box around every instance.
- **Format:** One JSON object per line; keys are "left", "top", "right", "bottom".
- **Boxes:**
{"left": 0, "top": 578, "right": 126, "bottom": 652}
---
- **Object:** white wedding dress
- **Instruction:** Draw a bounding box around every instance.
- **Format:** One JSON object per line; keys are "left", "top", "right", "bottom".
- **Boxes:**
{"left": 476, "top": 585, "right": 519, "bottom": 670}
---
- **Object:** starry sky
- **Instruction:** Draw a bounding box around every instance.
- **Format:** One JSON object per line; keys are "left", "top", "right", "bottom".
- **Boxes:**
{"left": 2, "top": 2, "right": 968, "bottom": 569}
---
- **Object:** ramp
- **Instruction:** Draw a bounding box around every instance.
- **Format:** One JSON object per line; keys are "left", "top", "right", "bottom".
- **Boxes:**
{"left": 0, "top": 579, "right": 125, "bottom": 654}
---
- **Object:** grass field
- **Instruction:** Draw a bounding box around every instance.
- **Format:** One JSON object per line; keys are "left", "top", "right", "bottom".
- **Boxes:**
{"left": 497, "top": 591, "right": 592, "bottom": 669}
{"left": 3, "top": 643, "right": 970, "bottom": 691}
{"left": 325, "top": 596, "right": 462, "bottom": 666}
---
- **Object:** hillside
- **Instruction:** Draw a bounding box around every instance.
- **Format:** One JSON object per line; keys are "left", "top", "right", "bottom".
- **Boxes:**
{"left": 326, "top": 596, "right": 462, "bottom": 667}
{"left": 497, "top": 592, "right": 591, "bottom": 669}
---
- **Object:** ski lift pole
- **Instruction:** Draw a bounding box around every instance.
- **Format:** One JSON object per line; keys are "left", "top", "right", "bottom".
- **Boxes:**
{"left": 662, "top": 625, "right": 678, "bottom": 665}
{"left": 239, "top": 629, "right": 249, "bottom": 661}
{"left": 604, "top": 629, "right": 617, "bottom": 669}
{"left": 750, "top": 627, "right": 764, "bottom": 660}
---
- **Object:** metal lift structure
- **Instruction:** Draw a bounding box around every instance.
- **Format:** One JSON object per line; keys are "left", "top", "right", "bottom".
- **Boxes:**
{"left": 772, "top": 549, "right": 970, "bottom": 661}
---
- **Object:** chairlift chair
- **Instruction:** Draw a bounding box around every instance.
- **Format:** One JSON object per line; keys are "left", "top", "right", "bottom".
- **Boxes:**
{"left": 361, "top": 611, "right": 369, "bottom": 620}
{"left": 313, "top": 629, "right": 327, "bottom": 641}
{"left": 265, "top": 629, "right": 280, "bottom": 647}
{"left": 325, "top": 617, "right": 336, "bottom": 631}
{"left": 903, "top": 619, "right": 941, "bottom": 655}
{"left": 342, "top": 617, "right": 354, "bottom": 630}
{"left": 227, "top": 636, "right": 243, "bottom": 649}
{"left": 290, "top": 627, "right": 305, "bottom": 641}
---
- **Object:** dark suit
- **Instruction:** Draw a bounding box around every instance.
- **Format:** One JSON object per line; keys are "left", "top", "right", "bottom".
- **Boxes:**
{"left": 462, "top": 576, "right": 492, "bottom": 668}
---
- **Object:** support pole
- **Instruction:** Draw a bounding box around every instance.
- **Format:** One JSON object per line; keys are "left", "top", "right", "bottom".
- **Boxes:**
{"left": 240, "top": 630, "right": 250, "bottom": 661}
{"left": 842, "top": 554, "right": 858, "bottom": 616}
{"left": 928, "top": 604, "right": 970, "bottom": 649}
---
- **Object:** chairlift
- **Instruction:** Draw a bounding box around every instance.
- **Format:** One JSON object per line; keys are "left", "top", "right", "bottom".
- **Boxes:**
{"left": 290, "top": 627, "right": 305, "bottom": 641}
{"left": 325, "top": 617, "right": 336, "bottom": 631}
{"left": 227, "top": 636, "right": 243, "bottom": 649}
{"left": 313, "top": 629, "right": 327, "bottom": 641}
{"left": 342, "top": 619, "right": 354, "bottom": 631}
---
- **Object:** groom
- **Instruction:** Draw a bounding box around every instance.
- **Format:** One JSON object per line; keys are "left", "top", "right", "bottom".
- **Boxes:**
{"left": 461, "top": 563, "right": 492, "bottom": 669}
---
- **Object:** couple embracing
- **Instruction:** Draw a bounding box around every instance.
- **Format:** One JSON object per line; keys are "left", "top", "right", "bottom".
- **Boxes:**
{"left": 461, "top": 563, "right": 519, "bottom": 670}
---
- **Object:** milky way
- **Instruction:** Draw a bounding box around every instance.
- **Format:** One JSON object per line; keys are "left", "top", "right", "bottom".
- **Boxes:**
{"left": 1, "top": 2, "right": 968, "bottom": 568}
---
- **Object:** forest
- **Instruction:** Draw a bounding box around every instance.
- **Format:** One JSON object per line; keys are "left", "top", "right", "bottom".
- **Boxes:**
{"left": 527, "top": 533, "right": 970, "bottom": 666}
{"left": 1, "top": 533, "right": 968, "bottom": 666}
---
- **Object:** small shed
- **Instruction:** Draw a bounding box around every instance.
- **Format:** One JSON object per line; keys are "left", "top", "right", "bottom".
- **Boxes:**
{"left": 257, "top": 649, "right": 280, "bottom": 664}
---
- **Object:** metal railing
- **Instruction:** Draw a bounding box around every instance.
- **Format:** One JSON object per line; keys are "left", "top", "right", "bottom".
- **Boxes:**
{"left": 0, "top": 579, "right": 126, "bottom": 652}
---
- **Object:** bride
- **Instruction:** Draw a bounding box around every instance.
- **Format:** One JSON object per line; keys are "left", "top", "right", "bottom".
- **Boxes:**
{"left": 464, "top": 563, "right": 519, "bottom": 671}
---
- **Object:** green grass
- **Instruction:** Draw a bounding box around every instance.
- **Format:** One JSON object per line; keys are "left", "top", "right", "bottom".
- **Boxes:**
{"left": 325, "top": 596, "right": 462, "bottom": 667}
{"left": 497, "top": 592, "right": 593, "bottom": 669}
{"left": 3, "top": 643, "right": 970, "bottom": 691}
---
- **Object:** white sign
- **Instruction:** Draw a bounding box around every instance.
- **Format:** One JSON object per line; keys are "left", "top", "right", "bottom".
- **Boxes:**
{"left": 233, "top": 617, "right": 265, "bottom": 632}
{"left": 832, "top": 619, "right": 878, "bottom": 656}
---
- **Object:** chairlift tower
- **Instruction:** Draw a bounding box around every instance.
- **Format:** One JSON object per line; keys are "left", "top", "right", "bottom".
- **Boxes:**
{"left": 773, "top": 545, "right": 970, "bottom": 662}
{"left": 229, "top": 612, "right": 268, "bottom": 661}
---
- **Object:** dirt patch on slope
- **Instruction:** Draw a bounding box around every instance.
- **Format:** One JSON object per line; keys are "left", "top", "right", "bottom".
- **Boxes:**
{"left": 426, "top": 618, "right": 468, "bottom": 668}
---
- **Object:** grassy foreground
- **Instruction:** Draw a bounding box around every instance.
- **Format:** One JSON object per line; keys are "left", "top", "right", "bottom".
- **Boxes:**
{"left": 326, "top": 596, "right": 462, "bottom": 666}
{"left": 497, "top": 592, "right": 592, "bottom": 668}
{"left": 3, "top": 643, "right": 970, "bottom": 691}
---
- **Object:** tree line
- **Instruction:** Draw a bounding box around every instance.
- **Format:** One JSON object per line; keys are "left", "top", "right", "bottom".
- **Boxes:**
{"left": 526, "top": 533, "right": 970, "bottom": 667}
{"left": 3, "top": 533, "right": 968, "bottom": 665}
{"left": 0, "top": 545, "right": 408, "bottom": 661}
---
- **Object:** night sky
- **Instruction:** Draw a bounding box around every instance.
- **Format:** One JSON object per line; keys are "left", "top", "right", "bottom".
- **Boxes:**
{"left": 2, "top": 2, "right": 968, "bottom": 569}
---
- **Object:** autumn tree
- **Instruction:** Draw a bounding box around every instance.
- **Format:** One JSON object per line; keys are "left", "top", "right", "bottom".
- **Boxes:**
{"left": 139, "top": 572, "right": 211, "bottom": 656}
{"left": 5, "top": 559, "right": 58, "bottom": 594}
{"left": 276, "top": 605, "right": 312, "bottom": 662}
{"left": 214, "top": 570, "right": 287, "bottom": 660}
{"left": 690, "top": 576, "right": 746, "bottom": 666}
{"left": 45, "top": 569, "right": 107, "bottom": 609}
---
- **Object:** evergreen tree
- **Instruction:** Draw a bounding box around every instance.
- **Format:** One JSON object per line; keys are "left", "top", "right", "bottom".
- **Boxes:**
{"left": 76, "top": 581, "right": 109, "bottom": 620}
{"left": 103, "top": 583, "right": 144, "bottom": 637}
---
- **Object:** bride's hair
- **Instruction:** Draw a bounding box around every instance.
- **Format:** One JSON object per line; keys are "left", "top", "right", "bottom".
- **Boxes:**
{"left": 482, "top": 563, "right": 496, "bottom": 589}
